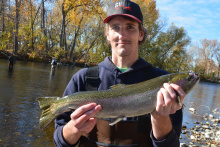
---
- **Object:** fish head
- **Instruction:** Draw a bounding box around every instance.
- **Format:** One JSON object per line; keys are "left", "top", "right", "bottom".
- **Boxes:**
{"left": 170, "top": 72, "right": 200, "bottom": 94}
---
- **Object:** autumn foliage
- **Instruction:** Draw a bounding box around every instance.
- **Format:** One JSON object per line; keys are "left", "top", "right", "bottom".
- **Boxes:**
{"left": 0, "top": 0, "right": 219, "bottom": 79}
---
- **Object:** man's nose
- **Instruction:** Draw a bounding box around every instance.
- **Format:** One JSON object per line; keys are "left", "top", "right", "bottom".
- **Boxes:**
{"left": 118, "top": 28, "right": 126, "bottom": 39}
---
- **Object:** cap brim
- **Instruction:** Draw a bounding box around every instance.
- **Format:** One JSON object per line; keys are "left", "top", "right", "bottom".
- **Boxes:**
{"left": 103, "top": 14, "right": 142, "bottom": 23}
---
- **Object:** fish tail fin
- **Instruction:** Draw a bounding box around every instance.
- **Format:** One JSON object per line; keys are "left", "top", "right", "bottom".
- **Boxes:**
{"left": 37, "top": 97, "right": 60, "bottom": 129}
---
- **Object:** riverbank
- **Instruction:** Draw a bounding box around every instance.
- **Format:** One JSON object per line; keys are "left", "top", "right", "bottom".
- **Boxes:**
{"left": 0, "top": 50, "right": 97, "bottom": 67}
{"left": 1, "top": 50, "right": 220, "bottom": 84}
{"left": 180, "top": 107, "right": 220, "bottom": 147}
{"left": 200, "top": 79, "right": 220, "bottom": 84}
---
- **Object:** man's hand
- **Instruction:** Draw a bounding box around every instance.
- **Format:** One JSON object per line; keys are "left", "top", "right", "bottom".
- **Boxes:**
{"left": 151, "top": 83, "right": 186, "bottom": 141}
{"left": 63, "top": 103, "right": 102, "bottom": 145}
{"left": 154, "top": 83, "right": 186, "bottom": 116}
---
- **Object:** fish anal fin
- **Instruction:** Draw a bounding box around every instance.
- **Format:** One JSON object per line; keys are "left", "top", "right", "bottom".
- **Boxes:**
{"left": 109, "top": 116, "right": 125, "bottom": 126}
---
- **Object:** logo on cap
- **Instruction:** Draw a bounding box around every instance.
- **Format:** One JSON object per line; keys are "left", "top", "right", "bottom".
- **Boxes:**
{"left": 115, "top": 2, "right": 131, "bottom": 11}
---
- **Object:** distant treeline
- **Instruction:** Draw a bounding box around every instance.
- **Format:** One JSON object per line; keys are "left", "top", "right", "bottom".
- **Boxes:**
{"left": 0, "top": 0, "right": 219, "bottom": 79}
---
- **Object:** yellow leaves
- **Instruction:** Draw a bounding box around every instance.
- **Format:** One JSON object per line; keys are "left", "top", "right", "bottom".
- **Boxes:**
{"left": 58, "top": 0, "right": 105, "bottom": 27}
{"left": 62, "top": 0, "right": 97, "bottom": 12}
{"left": 133, "top": 0, "right": 159, "bottom": 27}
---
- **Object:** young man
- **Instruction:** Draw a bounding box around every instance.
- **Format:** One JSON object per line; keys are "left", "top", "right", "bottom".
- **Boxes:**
{"left": 54, "top": 0, "right": 185, "bottom": 146}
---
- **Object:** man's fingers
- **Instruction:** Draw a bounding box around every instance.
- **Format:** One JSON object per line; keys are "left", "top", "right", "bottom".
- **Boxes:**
{"left": 156, "top": 90, "right": 165, "bottom": 113}
{"left": 81, "top": 118, "right": 97, "bottom": 134}
{"left": 155, "top": 83, "right": 186, "bottom": 116}
{"left": 71, "top": 103, "right": 102, "bottom": 125}
{"left": 77, "top": 105, "right": 101, "bottom": 124}
{"left": 163, "top": 83, "right": 176, "bottom": 100}
{"left": 71, "top": 103, "right": 98, "bottom": 118}
{"left": 160, "top": 87, "right": 172, "bottom": 108}
{"left": 170, "top": 84, "right": 186, "bottom": 104}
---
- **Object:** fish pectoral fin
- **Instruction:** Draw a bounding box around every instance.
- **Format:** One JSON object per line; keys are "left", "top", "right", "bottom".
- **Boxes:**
{"left": 109, "top": 116, "right": 125, "bottom": 126}
{"left": 177, "top": 96, "right": 182, "bottom": 107}
{"left": 174, "top": 90, "right": 182, "bottom": 107}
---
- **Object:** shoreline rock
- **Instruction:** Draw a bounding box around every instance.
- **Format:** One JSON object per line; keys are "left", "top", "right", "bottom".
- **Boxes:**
{"left": 180, "top": 107, "right": 220, "bottom": 147}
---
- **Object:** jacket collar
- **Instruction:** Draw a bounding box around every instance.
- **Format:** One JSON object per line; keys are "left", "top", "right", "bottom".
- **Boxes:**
{"left": 99, "top": 56, "right": 152, "bottom": 73}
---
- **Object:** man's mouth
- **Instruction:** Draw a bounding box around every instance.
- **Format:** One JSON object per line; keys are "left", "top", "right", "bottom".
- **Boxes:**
{"left": 117, "top": 41, "right": 131, "bottom": 44}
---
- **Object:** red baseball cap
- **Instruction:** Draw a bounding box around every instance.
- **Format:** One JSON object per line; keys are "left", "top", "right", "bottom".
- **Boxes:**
{"left": 103, "top": 0, "right": 143, "bottom": 24}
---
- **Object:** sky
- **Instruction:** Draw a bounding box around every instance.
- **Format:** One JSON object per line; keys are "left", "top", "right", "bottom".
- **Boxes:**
{"left": 156, "top": 0, "right": 220, "bottom": 44}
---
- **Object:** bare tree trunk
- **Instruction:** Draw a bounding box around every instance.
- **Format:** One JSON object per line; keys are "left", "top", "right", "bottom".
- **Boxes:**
{"left": 60, "top": 17, "right": 66, "bottom": 47}
{"left": 218, "top": 64, "right": 220, "bottom": 79}
{"left": 49, "top": 12, "right": 53, "bottom": 49}
{"left": 8, "top": 0, "right": 11, "bottom": 50}
{"left": 69, "top": 27, "right": 79, "bottom": 59}
{"left": 69, "top": 17, "right": 83, "bottom": 59}
{"left": 41, "top": 0, "right": 48, "bottom": 51}
{"left": 29, "top": 0, "right": 34, "bottom": 51}
{"left": 60, "top": 10, "right": 67, "bottom": 58}
{"left": 14, "top": 0, "right": 20, "bottom": 54}
{"left": 1, "top": 0, "right": 5, "bottom": 38}
{"left": 60, "top": 1, "right": 65, "bottom": 49}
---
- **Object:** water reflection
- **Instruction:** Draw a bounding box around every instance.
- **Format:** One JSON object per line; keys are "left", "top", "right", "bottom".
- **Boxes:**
{"left": 0, "top": 59, "right": 80, "bottom": 146}
{"left": 49, "top": 66, "right": 56, "bottom": 81}
{"left": 181, "top": 82, "right": 220, "bottom": 144}
{"left": 8, "top": 68, "right": 14, "bottom": 76}
{"left": 0, "top": 59, "right": 219, "bottom": 146}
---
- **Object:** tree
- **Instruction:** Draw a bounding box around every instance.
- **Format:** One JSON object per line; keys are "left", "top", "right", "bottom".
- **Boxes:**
{"left": 199, "top": 39, "right": 216, "bottom": 75}
{"left": 142, "top": 22, "right": 190, "bottom": 71}
{"left": 190, "top": 39, "right": 219, "bottom": 78}
{"left": 1, "top": 0, "right": 5, "bottom": 37}
{"left": 0, "top": 0, "right": 6, "bottom": 50}
{"left": 133, "top": 0, "right": 191, "bottom": 72}
{"left": 58, "top": 0, "right": 101, "bottom": 53}
{"left": 75, "top": 15, "right": 105, "bottom": 63}
{"left": 14, "top": 0, "right": 24, "bottom": 54}
{"left": 0, "top": 0, "right": 193, "bottom": 70}
{"left": 213, "top": 40, "right": 220, "bottom": 78}
{"left": 137, "top": 0, "right": 163, "bottom": 58}
{"left": 41, "top": 0, "right": 48, "bottom": 51}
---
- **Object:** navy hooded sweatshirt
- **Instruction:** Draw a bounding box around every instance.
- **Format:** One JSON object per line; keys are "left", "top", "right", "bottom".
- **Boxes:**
{"left": 53, "top": 57, "right": 182, "bottom": 147}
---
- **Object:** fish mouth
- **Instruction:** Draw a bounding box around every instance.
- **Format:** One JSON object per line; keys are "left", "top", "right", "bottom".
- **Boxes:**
{"left": 188, "top": 72, "right": 200, "bottom": 92}
{"left": 192, "top": 73, "right": 200, "bottom": 83}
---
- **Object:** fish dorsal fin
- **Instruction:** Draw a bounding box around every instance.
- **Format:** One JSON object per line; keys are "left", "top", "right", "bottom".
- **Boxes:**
{"left": 110, "top": 84, "right": 126, "bottom": 90}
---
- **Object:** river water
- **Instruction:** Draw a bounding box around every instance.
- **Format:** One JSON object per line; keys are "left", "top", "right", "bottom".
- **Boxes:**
{"left": 0, "top": 59, "right": 219, "bottom": 146}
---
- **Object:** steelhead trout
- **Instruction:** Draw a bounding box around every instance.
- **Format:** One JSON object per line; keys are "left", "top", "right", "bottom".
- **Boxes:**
{"left": 37, "top": 72, "right": 200, "bottom": 129}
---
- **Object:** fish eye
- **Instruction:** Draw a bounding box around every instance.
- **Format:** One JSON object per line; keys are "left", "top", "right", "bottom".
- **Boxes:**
{"left": 187, "top": 73, "right": 194, "bottom": 81}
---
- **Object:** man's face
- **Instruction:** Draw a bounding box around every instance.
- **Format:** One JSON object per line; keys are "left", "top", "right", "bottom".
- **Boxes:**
{"left": 106, "top": 16, "right": 144, "bottom": 59}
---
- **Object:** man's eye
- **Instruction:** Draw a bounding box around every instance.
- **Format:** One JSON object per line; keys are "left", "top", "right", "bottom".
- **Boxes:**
{"left": 128, "top": 25, "right": 134, "bottom": 30}
{"left": 112, "top": 26, "right": 120, "bottom": 31}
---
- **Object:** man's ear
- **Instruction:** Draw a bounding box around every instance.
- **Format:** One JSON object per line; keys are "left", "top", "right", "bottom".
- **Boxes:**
{"left": 138, "top": 31, "right": 144, "bottom": 42}
{"left": 106, "top": 33, "right": 110, "bottom": 41}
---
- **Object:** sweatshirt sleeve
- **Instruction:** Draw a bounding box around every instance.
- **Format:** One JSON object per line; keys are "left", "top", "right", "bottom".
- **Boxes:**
{"left": 150, "top": 109, "right": 182, "bottom": 147}
{"left": 53, "top": 69, "right": 87, "bottom": 147}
